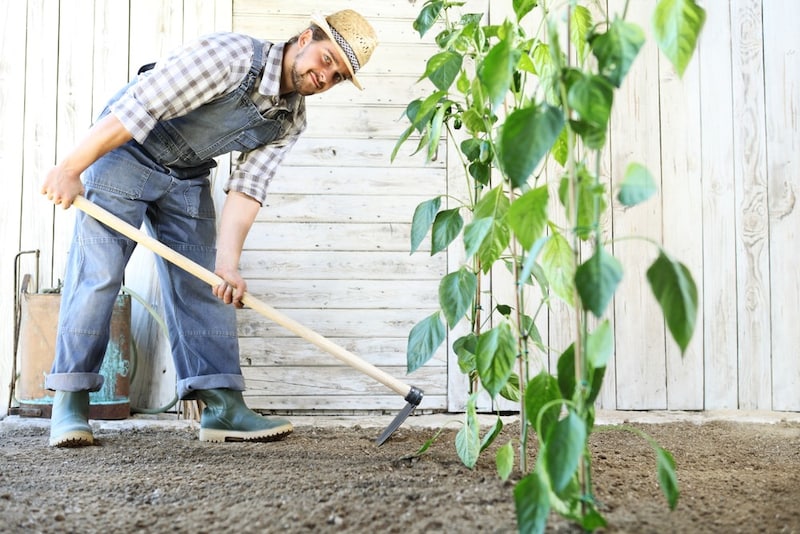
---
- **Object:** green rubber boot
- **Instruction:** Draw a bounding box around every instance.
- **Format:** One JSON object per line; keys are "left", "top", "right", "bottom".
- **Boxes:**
{"left": 196, "top": 388, "right": 293, "bottom": 443}
{"left": 49, "top": 390, "right": 94, "bottom": 447}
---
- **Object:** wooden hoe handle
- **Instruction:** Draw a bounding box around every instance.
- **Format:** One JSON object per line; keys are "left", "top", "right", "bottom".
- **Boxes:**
{"left": 72, "top": 195, "right": 413, "bottom": 398}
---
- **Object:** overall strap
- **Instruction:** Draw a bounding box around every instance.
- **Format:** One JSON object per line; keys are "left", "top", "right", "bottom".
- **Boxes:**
{"left": 237, "top": 37, "right": 267, "bottom": 94}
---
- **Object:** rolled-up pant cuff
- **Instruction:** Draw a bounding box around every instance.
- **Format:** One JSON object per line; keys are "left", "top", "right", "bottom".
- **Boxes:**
{"left": 178, "top": 374, "right": 246, "bottom": 400}
{"left": 45, "top": 373, "right": 104, "bottom": 393}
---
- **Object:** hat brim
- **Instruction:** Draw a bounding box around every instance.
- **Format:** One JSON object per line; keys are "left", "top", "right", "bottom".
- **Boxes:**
{"left": 310, "top": 12, "right": 363, "bottom": 90}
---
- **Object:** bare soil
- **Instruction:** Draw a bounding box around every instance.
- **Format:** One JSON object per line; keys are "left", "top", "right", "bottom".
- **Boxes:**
{"left": 1, "top": 415, "right": 799, "bottom": 533}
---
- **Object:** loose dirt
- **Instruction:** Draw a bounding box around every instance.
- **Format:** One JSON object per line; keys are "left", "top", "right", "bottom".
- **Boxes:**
{"left": 1, "top": 415, "right": 798, "bottom": 533}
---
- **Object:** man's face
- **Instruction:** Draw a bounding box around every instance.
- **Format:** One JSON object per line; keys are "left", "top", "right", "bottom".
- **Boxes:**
{"left": 290, "top": 30, "right": 352, "bottom": 96}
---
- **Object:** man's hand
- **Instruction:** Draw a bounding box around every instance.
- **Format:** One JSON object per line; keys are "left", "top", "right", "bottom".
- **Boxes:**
{"left": 213, "top": 266, "right": 247, "bottom": 308}
{"left": 212, "top": 191, "right": 261, "bottom": 308}
{"left": 41, "top": 165, "right": 85, "bottom": 209}
{"left": 40, "top": 114, "right": 133, "bottom": 209}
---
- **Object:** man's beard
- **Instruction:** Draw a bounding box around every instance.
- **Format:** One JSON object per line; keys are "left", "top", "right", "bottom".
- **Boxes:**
{"left": 291, "top": 63, "right": 303, "bottom": 93}
{"left": 290, "top": 61, "right": 316, "bottom": 96}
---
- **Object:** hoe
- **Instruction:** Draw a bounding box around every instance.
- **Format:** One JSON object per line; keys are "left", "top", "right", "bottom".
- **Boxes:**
{"left": 72, "top": 195, "right": 423, "bottom": 445}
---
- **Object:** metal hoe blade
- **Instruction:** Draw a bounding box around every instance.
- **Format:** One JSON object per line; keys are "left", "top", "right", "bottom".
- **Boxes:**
{"left": 375, "top": 386, "right": 424, "bottom": 446}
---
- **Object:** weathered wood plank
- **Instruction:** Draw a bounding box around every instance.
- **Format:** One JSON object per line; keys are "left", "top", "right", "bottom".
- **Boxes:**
{"left": 282, "top": 137, "right": 445, "bottom": 168}
{"left": 241, "top": 365, "right": 446, "bottom": 397}
{"left": 239, "top": 337, "right": 446, "bottom": 368}
{"left": 731, "top": 0, "right": 772, "bottom": 409}
{"left": 52, "top": 0, "right": 98, "bottom": 282}
{"left": 609, "top": 0, "right": 667, "bottom": 410}
{"left": 269, "top": 164, "right": 448, "bottom": 197}
{"left": 257, "top": 193, "right": 433, "bottom": 224}
{"left": 244, "top": 279, "right": 440, "bottom": 310}
{"left": 307, "top": 75, "right": 436, "bottom": 107}
{"left": 698, "top": 1, "right": 739, "bottom": 410}
{"left": 243, "top": 221, "right": 413, "bottom": 252}
{"left": 234, "top": 0, "right": 425, "bottom": 18}
{"left": 763, "top": 0, "right": 800, "bottom": 411}
{"left": 300, "top": 103, "right": 425, "bottom": 140}
{"left": 660, "top": 40, "right": 704, "bottom": 410}
{"left": 19, "top": 1, "right": 59, "bottom": 294}
{"left": 92, "top": 1, "right": 131, "bottom": 117}
{"left": 0, "top": 0, "right": 28, "bottom": 416}
{"left": 236, "top": 308, "right": 433, "bottom": 340}
{"left": 239, "top": 250, "right": 446, "bottom": 280}
{"left": 243, "top": 394, "right": 448, "bottom": 412}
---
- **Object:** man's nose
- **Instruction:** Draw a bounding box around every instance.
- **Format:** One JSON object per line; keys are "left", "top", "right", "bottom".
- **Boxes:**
{"left": 320, "top": 66, "right": 341, "bottom": 86}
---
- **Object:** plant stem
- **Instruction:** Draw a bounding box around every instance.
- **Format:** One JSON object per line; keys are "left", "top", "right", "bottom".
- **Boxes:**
{"left": 506, "top": 186, "right": 531, "bottom": 474}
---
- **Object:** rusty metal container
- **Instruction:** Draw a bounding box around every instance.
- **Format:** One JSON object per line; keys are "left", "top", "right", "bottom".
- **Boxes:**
{"left": 16, "top": 287, "right": 131, "bottom": 420}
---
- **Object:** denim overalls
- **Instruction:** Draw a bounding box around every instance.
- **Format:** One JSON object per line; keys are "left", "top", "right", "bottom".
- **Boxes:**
{"left": 46, "top": 38, "right": 286, "bottom": 399}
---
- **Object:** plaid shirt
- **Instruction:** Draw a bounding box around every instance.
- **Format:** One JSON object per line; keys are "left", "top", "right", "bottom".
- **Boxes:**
{"left": 110, "top": 32, "right": 306, "bottom": 205}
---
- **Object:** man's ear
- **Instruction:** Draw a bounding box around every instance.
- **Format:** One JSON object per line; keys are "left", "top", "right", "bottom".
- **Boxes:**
{"left": 298, "top": 28, "right": 314, "bottom": 48}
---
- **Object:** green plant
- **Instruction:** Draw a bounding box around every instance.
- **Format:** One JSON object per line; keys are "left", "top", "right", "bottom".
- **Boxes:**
{"left": 392, "top": 0, "right": 704, "bottom": 531}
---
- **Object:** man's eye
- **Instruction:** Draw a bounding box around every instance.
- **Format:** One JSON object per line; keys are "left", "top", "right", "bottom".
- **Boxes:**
{"left": 323, "top": 54, "right": 331, "bottom": 64}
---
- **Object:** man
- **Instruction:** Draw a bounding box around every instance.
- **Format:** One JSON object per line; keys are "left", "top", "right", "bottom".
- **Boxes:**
{"left": 40, "top": 10, "right": 378, "bottom": 447}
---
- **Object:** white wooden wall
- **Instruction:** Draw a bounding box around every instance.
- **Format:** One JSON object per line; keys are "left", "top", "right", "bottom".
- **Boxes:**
{"left": 1, "top": 0, "right": 798, "bottom": 416}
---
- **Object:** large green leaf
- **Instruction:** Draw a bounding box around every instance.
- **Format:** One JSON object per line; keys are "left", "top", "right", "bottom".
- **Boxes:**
{"left": 431, "top": 208, "right": 464, "bottom": 255}
{"left": 453, "top": 332, "right": 478, "bottom": 374}
{"left": 464, "top": 217, "right": 493, "bottom": 259}
{"left": 481, "top": 416, "right": 505, "bottom": 454}
{"left": 570, "top": 5, "right": 593, "bottom": 65}
{"left": 413, "top": 0, "right": 444, "bottom": 37}
{"left": 410, "top": 197, "right": 441, "bottom": 254}
{"left": 540, "top": 230, "right": 575, "bottom": 306}
{"left": 617, "top": 162, "right": 657, "bottom": 207}
{"left": 508, "top": 185, "right": 549, "bottom": 251}
{"left": 499, "top": 371, "right": 521, "bottom": 402}
{"left": 512, "top": 0, "right": 538, "bottom": 23}
{"left": 477, "top": 218, "right": 510, "bottom": 273}
{"left": 421, "top": 51, "right": 463, "bottom": 91}
{"left": 476, "top": 322, "right": 517, "bottom": 398}
{"left": 472, "top": 185, "right": 511, "bottom": 271}
{"left": 519, "top": 235, "right": 550, "bottom": 293}
{"left": 407, "top": 312, "right": 446, "bottom": 373}
{"left": 391, "top": 122, "right": 416, "bottom": 162}
{"left": 468, "top": 161, "right": 491, "bottom": 185}
{"left": 514, "top": 471, "right": 551, "bottom": 534}
{"left": 646, "top": 251, "right": 698, "bottom": 353}
{"left": 653, "top": 0, "right": 706, "bottom": 77}
{"left": 544, "top": 412, "right": 587, "bottom": 494}
{"left": 498, "top": 104, "right": 564, "bottom": 189}
{"left": 586, "top": 320, "right": 613, "bottom": 369}
{"left": 426, "top": 104, "right": 447, "bottom": 162}
{"left": 556, "top": 344, "right": 606, "bottom": 406}
{"left": 496, "top": 441, "right": 515, "bottom": 482}
{"left": 524, "top": 371, "right": 561, "bottom": 438}
{"left": 567, "top": 72, "right": 614, "bottom": 131}
{"left": 556, "top": 345, "right": 577, "bottom": 400}
{"left": 551, "top": 127, "right": 568, "bottom": 167}
{"left": 456, "top": 393, "right": 480, "bottom": 468}
{"left": 460, "top": 137, "right": 482, "bottom": 160}
{"left": 439, "top": 266, "right": 477, "bottom": 328}
{"left": 410, "top": 91, "right": 446, "bottom": 131}
{"left": 590, "top": 17, "right": 645, "bottom": 88}
{"left": 575, "top": 246, "right": 623, "bottom": 318}
{"left": 656, "top": 446, "right": 680, "bottom": 510}
{"left": 558, "top": 166, "right": 607, "bottom": 240}
{"left": 478, "top": 38, "right": 521, "bottom": 111}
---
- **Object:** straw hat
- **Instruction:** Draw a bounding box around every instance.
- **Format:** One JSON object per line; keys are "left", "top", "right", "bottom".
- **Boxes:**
{"left": 310, "top": 10, "right": 377, "bottom": 90}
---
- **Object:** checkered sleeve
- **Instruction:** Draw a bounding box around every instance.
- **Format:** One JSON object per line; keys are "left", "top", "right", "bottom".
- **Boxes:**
{"left": 109, "top": 33, "right": 252, "bottom": 143}
{"left": 225, "top": 101, "right": 307, "bottom": 205}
